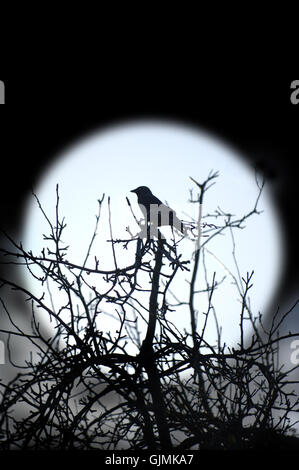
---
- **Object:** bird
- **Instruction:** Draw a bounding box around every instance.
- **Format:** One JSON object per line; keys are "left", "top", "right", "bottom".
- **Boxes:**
{"left": 130, "top": 186, "right": 184, "bottom": 235}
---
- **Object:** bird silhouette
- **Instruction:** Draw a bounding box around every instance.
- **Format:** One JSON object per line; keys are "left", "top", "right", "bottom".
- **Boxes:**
{"left": 131, "top": 186, "right": 184, "bottom": 234}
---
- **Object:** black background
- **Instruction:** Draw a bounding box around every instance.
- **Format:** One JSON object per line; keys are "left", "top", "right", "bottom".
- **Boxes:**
{"left": 0, "top": 71, "right": 298, "bottom": 462}
{"left": 1, "top": 74, "right": 298, "bottom": 305}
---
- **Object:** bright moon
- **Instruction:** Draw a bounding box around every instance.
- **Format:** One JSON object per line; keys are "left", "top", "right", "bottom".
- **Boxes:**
{"left": 22, "top": 120, "right": 284, "bottom": 350}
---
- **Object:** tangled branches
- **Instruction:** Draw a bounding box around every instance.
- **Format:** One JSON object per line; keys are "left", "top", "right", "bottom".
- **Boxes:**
{"left": 0, "top": 173, "right": 298, "bottom": 450}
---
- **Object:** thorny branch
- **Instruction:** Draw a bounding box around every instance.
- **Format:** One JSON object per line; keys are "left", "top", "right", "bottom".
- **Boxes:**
{"left": 0, "top": 175, "right": 298, "bottom": 450}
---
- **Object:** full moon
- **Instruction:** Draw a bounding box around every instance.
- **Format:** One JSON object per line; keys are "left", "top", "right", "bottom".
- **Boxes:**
{"left": 22, "top": 120, "right": 284, "bottom": 350}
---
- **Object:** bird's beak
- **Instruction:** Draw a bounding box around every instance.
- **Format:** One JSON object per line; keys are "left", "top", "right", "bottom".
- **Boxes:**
{"left": 131, "top": 189, "right": 137, "bottom": 193}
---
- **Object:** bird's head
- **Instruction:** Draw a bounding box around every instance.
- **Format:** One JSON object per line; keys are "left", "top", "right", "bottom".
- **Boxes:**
{"left": 130, "top": 186, "right": 152, "bottom": 197}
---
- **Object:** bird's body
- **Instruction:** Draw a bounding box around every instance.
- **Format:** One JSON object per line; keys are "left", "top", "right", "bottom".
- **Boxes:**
{"left": 131, "top": 186, "right": 184, "bottom": 234}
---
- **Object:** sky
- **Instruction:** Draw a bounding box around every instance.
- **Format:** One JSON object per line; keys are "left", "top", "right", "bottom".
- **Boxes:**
{"left": 22, "top": 119, "right": 284, "bottom": 352}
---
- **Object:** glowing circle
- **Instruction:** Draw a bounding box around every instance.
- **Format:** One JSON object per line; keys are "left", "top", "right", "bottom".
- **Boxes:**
{"left": 23, "top": 120, "right": 284, "bottom": 350}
